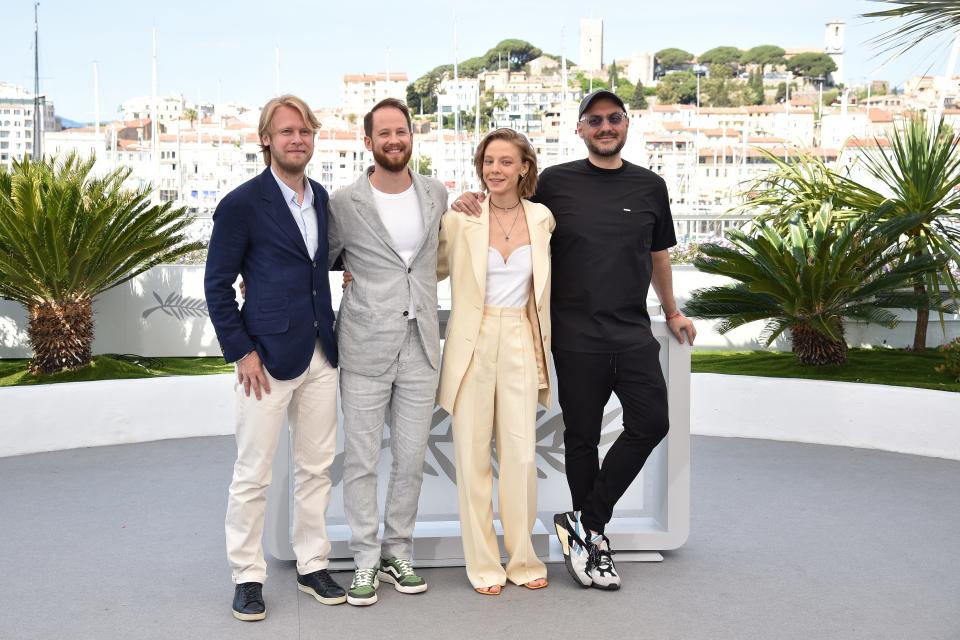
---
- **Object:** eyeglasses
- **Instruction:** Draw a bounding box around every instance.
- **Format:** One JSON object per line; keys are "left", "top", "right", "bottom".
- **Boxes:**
{"left": 579, "top": 112, "right": 628, "bottom": 128}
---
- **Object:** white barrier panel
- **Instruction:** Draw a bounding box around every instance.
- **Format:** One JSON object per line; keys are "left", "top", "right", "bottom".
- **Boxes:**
{"left": 264, "top": 317, "right": 692, "bottom": 565}
{"left": 2, "top": 264, "right": 958, "bottom": 359}
{"left": 692, "top": 374, "right": 960, "bottom": 460}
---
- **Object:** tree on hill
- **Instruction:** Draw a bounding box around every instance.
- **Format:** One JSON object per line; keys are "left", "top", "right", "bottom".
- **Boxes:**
{"left": 741, "top": 45, "right": 786, "bottom": 75}
{"left": 630, "top": 81, "right": 649, "bottom": 109}
{"left": 657, "top": 71, "right": 698, "bottom": 105}
{"left": 699, "top": 46, "right": 743, "bottom": 66}
{"left": 656, "top": 48, "right": 694, "bottom": 68}
{"left": 748, "top": 68, "right": 765, "bottom": 104}
{"left": 575, "top": 71, "right": 609, "bottom": 94}
{"left": 614, "top": 79, "right": 635, "bottom": 105}
{"left": 702, "top": 64, "right": 734, "bottom": 107}
{"left": 608, "top": 60, "right": 619, "bottom": 88}
{"left": 786, "top": 52, "right": 838, "bottom": 82}
{"left": 484, "top": 39, "right": 543, "bottom": 69}
{"left": 406, "top": 39, "right": 543, "bottom": 114}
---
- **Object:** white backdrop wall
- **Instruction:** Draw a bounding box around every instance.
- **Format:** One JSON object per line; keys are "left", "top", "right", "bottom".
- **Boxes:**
{"left": 1, "top": 264, "right": 958, "bottom": 359}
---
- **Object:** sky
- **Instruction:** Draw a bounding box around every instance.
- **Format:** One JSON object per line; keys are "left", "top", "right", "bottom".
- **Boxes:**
{"left": 0, "top": 0, "right": 955, "bottom": 121}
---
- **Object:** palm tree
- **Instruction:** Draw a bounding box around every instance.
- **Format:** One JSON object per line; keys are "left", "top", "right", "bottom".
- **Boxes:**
{"left": 863, "top": 1, "right": 960, "bottom": 57}
{"left": 183, "top": 108, "right": 199, "bottom": 128}
{"left": 742, "top": 149, "right": 879, "bottom": 225}
{"left": 0, "top": 154, "right": 202, "bottom": 374}
{"left": 743, "top": 126, "right": 960, "bottom": 351}
{"left": 684, "top": 206, "right": 942, "bottom": 365}
{"left": 852, "top": 115, "right": 960, "bottom": 350}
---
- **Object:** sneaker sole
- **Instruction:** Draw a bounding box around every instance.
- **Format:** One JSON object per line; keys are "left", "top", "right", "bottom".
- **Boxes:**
{"left": 232, "top": 609, "right": 266, "bottom": 621}
{"left": 590, "top": 580, "right": 621, "bottom": 591}
{"left": 346, "top": 593, "right": 379, "bottom": 606}
{"left": 378, "top": 571, "right": 428, "bottom": 594}
{"left": 296, "top": 583, "right": 347, "bottom": 605}
{"left": 553, "top": 513, "right": 592, "bottom": 588}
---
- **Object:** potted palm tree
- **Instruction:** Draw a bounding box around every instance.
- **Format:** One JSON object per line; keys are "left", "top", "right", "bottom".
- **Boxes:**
{"left": 684, "top": 205, "right": 944, "bottom": 365}
{"left": 0, "top": 154, "right": 202, "bottom": 374}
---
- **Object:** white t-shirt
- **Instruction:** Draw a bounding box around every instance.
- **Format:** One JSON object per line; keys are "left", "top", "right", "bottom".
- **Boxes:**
{"left": 370, "top": 181, "right": 424, "bottom": 319}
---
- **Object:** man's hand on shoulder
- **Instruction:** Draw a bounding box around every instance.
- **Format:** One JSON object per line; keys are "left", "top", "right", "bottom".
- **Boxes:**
{"left": 450, "top": 191, "right": 485, "bottom": 217}
{"left": 237, "top": 350, "right": 271, "bottom": 400}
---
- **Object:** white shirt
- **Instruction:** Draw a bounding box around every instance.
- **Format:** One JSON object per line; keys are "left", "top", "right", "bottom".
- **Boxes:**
{"left": 271, "top": 167, "right": 318, "bottom": 258}
{"left": 370, "top": 180, "right": 424, "bottom": 318}
{"left": 485, "top": 245, "right": 532, "bottom": 307}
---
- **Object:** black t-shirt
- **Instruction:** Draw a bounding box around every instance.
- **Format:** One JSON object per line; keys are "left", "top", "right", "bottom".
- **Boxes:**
{"left": 532, "top": 159, "right": 677, "bottom": 353}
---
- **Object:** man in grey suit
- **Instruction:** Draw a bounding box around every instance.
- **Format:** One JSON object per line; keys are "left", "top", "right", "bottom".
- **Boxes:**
{"left": 327, "top": 98, "right": 447, "bottom": 607}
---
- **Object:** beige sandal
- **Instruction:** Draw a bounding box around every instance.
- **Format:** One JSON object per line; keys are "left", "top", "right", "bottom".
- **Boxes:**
{"left": 523, "top": 578, "right": 549, "bottom": 590}
{"left": 475, "top": 585, "right": 502, "bottom": 595}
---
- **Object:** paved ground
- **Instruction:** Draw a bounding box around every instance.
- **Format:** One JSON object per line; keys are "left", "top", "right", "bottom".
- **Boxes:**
{"left": 1, "top": 435, "right": 958, "bottom": 640}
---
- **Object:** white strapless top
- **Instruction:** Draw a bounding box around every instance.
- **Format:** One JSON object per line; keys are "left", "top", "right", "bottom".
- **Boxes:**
{"left": 485, "top": 245, "right": 532, "bottom": 307}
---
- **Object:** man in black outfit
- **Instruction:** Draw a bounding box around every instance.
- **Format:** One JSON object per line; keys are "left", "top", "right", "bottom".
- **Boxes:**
{"left": 453, "top": 89, "right": 696, "bottom": 590}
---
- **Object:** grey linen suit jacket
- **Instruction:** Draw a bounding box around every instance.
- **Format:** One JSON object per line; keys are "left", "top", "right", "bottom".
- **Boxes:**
{"left": 327, "top": 168, "right": 448, "bottom": 376}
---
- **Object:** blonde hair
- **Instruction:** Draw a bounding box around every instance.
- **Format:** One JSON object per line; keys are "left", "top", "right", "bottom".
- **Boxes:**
{"left": 473, "top": 128, "right": 538, "bottom": 199}
{"left": 258, "top": 94, "right": 321, "bottom": 165}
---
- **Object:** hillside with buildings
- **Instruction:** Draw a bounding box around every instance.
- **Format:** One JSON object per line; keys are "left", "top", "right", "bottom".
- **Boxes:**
{"left": 3, "top": 17, "right": 958, "bottom": 247}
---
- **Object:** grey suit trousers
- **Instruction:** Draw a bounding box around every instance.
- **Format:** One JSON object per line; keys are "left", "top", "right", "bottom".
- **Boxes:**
{"left": 340, "top": 320, "right": 439, "bottom": 569}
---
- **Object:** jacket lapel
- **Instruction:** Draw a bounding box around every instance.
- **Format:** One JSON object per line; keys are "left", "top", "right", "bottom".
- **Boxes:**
{"left": 409, "top": 172, "right": 442, "bottom": 261}
{"left": 350, "top": 169, "right": 405, "bottom": 263}
{"left": 259, "top": 168, "right": 309, "bottom": 258}
{"left": 526, "top": 202, "right": 551, "bottom": 305}
{"left": 464, "top": 200, "right": 489, "bottom": 302}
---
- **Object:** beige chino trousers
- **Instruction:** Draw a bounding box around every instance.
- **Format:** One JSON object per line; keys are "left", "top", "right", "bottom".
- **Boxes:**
{"left": 225, "top": 343, "right": 338, "bottom": 584}
{"left": 452, "top": 305, "right": 547, "bottom": 588}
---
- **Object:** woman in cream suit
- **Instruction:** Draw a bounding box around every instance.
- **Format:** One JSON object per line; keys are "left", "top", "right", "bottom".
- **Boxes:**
{"left": 436, "top": 128, "right": 554, "bottom": 595}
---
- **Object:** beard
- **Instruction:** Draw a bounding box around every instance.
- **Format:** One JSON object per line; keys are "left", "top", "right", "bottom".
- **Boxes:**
{"left": 584, "top": 134, "right": 626, "bottom": 158}
{"left": 373, "top": 143, "right": 412, "bottom": 172}
{"left": 271, "top": 148, "right": 311, "bottom": 174}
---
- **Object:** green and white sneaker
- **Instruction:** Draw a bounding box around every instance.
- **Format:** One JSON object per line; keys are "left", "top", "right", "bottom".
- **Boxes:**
{"left": 378, "top": 557, "right": 428, "bottom": 594}
{"left": 347, "top": 567, "right": 380, "bottom": 606}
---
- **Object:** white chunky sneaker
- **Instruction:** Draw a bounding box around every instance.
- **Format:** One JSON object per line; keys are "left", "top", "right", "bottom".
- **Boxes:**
{"left": 586, "top": 533, "right": 621, "bottom": 590}
{"left": 553, "top": 511, "right": 592, "bottom": 588}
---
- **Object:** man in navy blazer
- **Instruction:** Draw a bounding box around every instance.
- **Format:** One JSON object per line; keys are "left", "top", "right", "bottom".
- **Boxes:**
{"left": 204, "top": 95, "right": 346, "bottom": 621}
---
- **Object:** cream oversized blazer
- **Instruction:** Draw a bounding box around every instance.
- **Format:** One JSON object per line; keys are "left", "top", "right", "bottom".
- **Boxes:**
{"left": 435, "top": 199, "right": 556, "bottom": 414}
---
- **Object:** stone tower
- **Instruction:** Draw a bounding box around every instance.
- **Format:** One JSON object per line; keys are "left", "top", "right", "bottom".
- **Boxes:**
{"left": 825, "top": 19, "right": 845, "bottom": 85}
{"left": 580, "top": 18, "right": 604, "bottom": 73}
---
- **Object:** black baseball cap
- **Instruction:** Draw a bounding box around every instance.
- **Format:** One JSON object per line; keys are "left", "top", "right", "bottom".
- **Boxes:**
{"left": 578, "top": 89, "right": 627, "bottom": 118}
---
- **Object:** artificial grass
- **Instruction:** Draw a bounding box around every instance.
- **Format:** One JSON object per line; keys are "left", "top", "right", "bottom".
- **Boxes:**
{"left": 2, "top": 350, "right": 956, "bottom": 392}
{"left": 0, "top": 354, "right": 233, "bottom": 387}
{"left": 691, "top": 348, "right": 960, "bottom": 393}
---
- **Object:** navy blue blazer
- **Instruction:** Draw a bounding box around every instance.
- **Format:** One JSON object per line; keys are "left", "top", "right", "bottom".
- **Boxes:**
{"left": 204, "top": 167, "right": 338, "bottom": 380}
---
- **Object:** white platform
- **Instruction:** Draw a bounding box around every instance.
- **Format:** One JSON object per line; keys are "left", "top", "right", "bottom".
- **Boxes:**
{"left": 264, "top": 315, "right": 693, "bottom": 564}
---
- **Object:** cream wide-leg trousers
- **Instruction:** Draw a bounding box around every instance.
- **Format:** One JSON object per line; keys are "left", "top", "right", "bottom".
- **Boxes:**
{"left": 452, "top": 305, "right": 547, "bottom": 588}
{"left": 225, "top": 343, "right": 338, "bottom": 584}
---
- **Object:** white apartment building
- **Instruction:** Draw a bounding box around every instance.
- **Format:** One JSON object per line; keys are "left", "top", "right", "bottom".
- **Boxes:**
{"left": 44, "top": 116, "right": 366, "bottom": 221}
{"left": 121, "top": 95, "right": 185, "bottom": 124}
{"left": 0, "top": 82, "right": 56, "bottom": 169}
{"left": 340, "top": 73, "right": 408, "bottom": 116}
{"left": 437, "top": 78, "right": 480, "bottom": 118}
{"left": 485, "top": 70, "right": 583, "bottom": 134}
{"left": 621, "top": 53, "right": 655, "bottom": 87}
{"left": 820, "top": 108, "right": 898, "bottom": 148}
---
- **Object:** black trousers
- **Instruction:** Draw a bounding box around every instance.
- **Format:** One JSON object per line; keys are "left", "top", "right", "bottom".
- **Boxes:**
{"left": 553, "top": 340, "right": 669, "bottom": 534}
